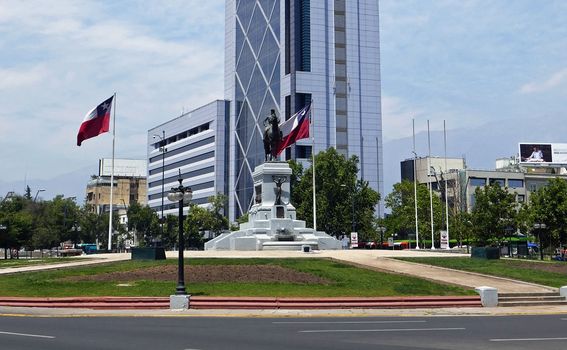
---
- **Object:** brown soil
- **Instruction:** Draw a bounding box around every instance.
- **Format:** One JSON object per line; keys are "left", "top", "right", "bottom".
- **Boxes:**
{"left": 513, "top": 261, "right": 567, "bottom": 274}
{"left": 63, "top": 264, "right": 331, "bottom": 284}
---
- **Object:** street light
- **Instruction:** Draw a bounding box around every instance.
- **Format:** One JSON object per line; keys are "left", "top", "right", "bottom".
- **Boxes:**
{"left": 378, "top": 226, "right": 386, "bottom": 249}
{"left": 153, "top": 131, "right": 167, "bottom": 238}
{"left": 533, "top": 223, "right": 546, "bottom": 260}
{"left": 34, "top": 189, "right": 45, "bottom": 202}
{"left": 167, "top": 171, "right": 192, "bottom": 295}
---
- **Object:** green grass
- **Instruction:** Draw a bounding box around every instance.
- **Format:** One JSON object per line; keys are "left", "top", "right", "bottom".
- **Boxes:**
{"left": 0, "top": 258, "right": 474, "bottom": 297}
{"left": 396, "top": 257, "right": 567, "bottom": 288}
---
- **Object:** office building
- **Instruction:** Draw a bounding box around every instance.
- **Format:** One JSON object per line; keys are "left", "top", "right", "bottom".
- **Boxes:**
{"left": 225, "top": 0, "right": 383, "bottom": 219}
{"left": 147, "top": 100, "right": 230, "bottom": 217}
{"left": 85, "top": 159, "right": 147, "bottom": 216}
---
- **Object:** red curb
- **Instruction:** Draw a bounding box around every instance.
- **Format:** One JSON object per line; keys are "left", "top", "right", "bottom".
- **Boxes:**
{"left": 0, "top": 296, "right": 481, "bottom": 310}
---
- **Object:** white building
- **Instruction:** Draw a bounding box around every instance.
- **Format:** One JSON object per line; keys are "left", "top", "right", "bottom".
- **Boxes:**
{"left": 225, "top": 0, "right": 383, "bottom": 220}
{"left": 147, "top": 101, "right": 230, "bottom": 217}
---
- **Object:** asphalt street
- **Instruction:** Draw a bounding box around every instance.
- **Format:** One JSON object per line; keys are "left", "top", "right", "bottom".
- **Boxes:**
{"left": 0, "top": 314, "right": 566, "bottom": 350}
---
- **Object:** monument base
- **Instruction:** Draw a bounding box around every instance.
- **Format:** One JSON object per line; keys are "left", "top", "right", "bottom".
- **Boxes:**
{"left": 205, "top": 162, "right": 340, "bottom": 251}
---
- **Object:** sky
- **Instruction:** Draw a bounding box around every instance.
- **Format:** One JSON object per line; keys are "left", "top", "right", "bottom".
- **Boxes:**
{"left": 0, "top": 0, "right": 566, "bottom": 199}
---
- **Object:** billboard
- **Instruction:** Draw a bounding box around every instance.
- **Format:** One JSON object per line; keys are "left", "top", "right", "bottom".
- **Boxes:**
{"left": 519, "top": 143, "right": 567, "bottom": 165}
{"left": 99, "top": 159, "right": 147, "bottom": 177}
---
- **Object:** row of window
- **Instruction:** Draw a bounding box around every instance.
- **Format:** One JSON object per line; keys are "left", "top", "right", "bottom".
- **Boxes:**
{"left": 149, "top": 151, "right": 215, "bottom": 176}
{"left": 469, "top": 177, "right": 524, "bottom": 188}
{"left": 149, "top": 136, "right": 215, "bottom": 163}
{"left": 148, "top": 181, "right": 215, "bottom": 201}
{"left": 152, "top": 122, "right": 210, "bottom": 150}
{"left": 149, "top": 196, "right": 209, "bottom": 211}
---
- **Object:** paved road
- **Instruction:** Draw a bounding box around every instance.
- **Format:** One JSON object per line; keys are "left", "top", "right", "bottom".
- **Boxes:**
{"left": 1, "top": 314, "right": 566, "bottom": 350}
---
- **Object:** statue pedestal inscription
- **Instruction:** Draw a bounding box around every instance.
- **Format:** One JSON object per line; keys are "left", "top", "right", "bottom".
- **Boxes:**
{"left": 205, "top": 162, "right": 340, "bottom": 251}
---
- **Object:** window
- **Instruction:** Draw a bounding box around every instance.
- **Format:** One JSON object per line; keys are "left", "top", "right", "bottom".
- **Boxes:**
{"left": 470, "top": 177, "right": 486, "bottom": 187}
{"left": 517, "top": 194, "right": 525, "bottom": 202}
{"left": 508, "top": 179, "right": 524, "bottom": 188}
{"left": 489, "top": 178, "right": 505, "bottom": 187}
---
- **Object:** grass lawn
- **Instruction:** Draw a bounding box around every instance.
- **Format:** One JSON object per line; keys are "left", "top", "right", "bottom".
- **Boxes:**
{"left": 396, "top": 257, "right": 567, "bottom": 288}
{"left": 0, "top": 258, "right": 474, "bottom": 297}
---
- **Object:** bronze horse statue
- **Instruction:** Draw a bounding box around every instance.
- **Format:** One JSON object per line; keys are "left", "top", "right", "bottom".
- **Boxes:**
{"left": 263, "top": 109, "right": 282, "bottom": 161}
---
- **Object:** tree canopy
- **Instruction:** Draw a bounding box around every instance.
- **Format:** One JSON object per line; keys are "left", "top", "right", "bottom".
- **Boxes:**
{"left": 289, "top": 148, "right": 380, "bottom": 239}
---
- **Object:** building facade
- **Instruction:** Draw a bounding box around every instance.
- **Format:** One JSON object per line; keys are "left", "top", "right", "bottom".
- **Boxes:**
{"left": 225, "top": 0, "right": 383, "bottom": 219}
{"left": 146, "top": 100, "right": 230, "bottom": 217}
{"left": 400, "top": 156, "right": 567, "bottom": 213}
{"left": 85, "top": 159, "right": 148, "bottom": 214}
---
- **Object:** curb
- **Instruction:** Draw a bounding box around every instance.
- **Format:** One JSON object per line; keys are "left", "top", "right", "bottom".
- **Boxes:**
{"left": 0, "top": 296, "right": 482, "bottom": 310}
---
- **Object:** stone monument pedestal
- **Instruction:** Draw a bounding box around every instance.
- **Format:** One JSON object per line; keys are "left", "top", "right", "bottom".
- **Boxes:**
{"left": 205, "top": 162, "right": 340, "bottom": 251}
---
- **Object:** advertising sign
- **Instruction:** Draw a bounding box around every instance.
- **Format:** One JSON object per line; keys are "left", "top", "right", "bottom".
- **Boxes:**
{"left": 387, "top": 237, "right": 394, "bottom": 248}
{"left": 440, "top": 230, "right": 449, "bottom": 249}
{"left": 350, "top": 232, "right": 358, "bottom": 248}
{"left": 518, "top": 143, "right": 567, "bottom": 165}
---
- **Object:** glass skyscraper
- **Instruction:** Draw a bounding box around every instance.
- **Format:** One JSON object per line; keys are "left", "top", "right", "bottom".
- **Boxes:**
{"left": 225, "top": 0, "right": 383, "bottom": 220}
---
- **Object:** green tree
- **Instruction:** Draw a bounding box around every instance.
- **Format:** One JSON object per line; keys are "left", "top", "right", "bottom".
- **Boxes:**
{"left": 207, "top": 193, "right": 229, "bottom": 237}
{"left": 519, "top": 178, "right": 567, "bottom": 251}
{"left": 384, "top": 180, "right": 443, "bottom": 246}
{"left": 184, "top": 204, "right": 213, "bottom": 249}
{"left": 470, "top": 183, "right": 517, "bottom": 246}
{"left": 127, "top": 202, "right": 159, "bottom": 246}
{"left": 291, "top": 148, "right": 380, "bottom": 239}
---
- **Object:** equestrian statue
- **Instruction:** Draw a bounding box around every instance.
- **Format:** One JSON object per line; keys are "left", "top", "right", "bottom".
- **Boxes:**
{"left": 263, "top": 109, "right": 282, "bottom": 162}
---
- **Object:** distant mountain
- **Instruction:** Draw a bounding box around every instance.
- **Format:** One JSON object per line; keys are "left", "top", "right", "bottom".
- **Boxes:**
{"left": 382, "top": 114, "right": 566, "bottom": 199}
{"left": 0, "top": 165, "right": 97, "bottom": 204}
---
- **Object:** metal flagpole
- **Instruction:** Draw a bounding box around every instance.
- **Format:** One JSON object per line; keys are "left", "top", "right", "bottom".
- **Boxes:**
{"left": 108, "top": 92, "right": 116, "bottom": 251}
{"left": 428, "top": 120, "right": 435, "bottom": 249}
{"left": 444, "top": 120, "right": 450, "bottom": 249}
{"left": 413, "top": 119, "right": 419, "bottom": 249}
{"left": 311, "top": 101, "right": 317, "bottom": 231}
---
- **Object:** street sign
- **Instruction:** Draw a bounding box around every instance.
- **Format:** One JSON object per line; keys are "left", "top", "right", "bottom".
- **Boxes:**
{"left": 440, "top": 230, "right": 449, "bottom": 249}
{"left": 388, "top": 237, "right": 394, "bottom": 247}
{"left": 350, "top": 232, "right": 358, "bottom": 248}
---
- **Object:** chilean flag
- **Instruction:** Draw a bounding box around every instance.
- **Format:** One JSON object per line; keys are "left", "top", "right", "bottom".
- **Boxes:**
{"left": 77, "top": 96, "right": 113, "bottom": 146}
{"left": 276, "top": 103, "right": 312, "bottom": 156}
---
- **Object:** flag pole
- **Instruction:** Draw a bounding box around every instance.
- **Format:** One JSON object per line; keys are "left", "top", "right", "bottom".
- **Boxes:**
{"left": 108, "top": 92, "right": 116, "bottom": 251}
{"left": 311, "top": 101, "right": 317, "bottom": 231}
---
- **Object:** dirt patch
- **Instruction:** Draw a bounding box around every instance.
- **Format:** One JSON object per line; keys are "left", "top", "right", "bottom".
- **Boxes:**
{"left": 512, "top": 261, "right": 567, "bottom": 275}
{"left": 62, "top": 264, "right": 331, "bottom": 284}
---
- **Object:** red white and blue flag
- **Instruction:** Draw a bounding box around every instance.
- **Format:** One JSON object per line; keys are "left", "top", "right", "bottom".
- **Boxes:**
{"left": 276, "top": 103, "right": 312, "bottom": 156}
{"left": 77, "top": 96, "right": 113, "bottom": 146}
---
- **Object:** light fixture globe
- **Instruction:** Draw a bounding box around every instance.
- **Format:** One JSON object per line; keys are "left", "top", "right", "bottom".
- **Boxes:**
{"left": 183, "top": 190, "right": 193, "bottom": 202}
{"left": 167, "top": 191, "right": 182, "bottom": 202}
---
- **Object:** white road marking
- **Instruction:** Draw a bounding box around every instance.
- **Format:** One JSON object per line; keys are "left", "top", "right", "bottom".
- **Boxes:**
{"left": 0, "top": 330, "right": 55, "bottom": 339}
{"left": 299, "top": 327, "right": 465, "bottom": 333}
{"left": 491, "top": 337, "right": 567, "bottom": 342}
{"left": 274, "top": 320, "right": 427, "bottom": 324}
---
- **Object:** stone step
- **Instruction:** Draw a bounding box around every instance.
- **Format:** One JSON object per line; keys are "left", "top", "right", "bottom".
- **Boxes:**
{"left": 499, "top": 296, "right": 566, "bottom": 302}
{"left": 499, "top": 292, "right": 560, "bottom": 297}
{"left": 499, "top": 300, "right": 567, "bottom": 307}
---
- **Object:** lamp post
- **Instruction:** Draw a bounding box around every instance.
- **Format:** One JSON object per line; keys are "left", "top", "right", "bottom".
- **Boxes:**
{"left": 34, "top": 189, "right": 45, "bottom": 202}
{"left": 153, "top": 131, "right": 167, "bottom": 238}
{"left": 378, "top": 226, "right": 385, "bottom": 249}
{"left": 0, "top": 224, "right": 7, "bottom": 260}
{"left": 167, "top": 172, "right": 192, "bottom": 295}
{"left": 533, "top": 223, "right": 546, "bottom": 260}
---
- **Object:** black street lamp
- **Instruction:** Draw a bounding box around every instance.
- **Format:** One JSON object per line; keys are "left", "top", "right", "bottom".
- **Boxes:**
{"left": 533, "top": 223, "right": 546, "bottom": 260}
{"left": 167, "top": 172, "right": 192, "bottom": 295}
{"left": 153, "top": 131, "right": 167, "bottom": 237}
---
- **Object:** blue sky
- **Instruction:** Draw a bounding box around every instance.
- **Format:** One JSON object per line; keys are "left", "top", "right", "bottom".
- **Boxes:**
{"left": 0, "top": 0, "right": 566, "bottom": 198}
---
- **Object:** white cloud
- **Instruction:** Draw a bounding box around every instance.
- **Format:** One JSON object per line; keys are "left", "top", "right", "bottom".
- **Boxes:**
{"left": 520, "top": 68, "right": 567, "bottom": 94}
{"left": 0, "top": 66, "right": 46, "bottom": 89}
